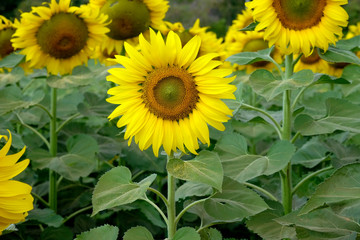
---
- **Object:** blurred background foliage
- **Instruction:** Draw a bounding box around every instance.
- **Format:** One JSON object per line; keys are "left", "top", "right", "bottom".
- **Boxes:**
{"left": 3, "top": 0, "right": 359, "bottom": 39}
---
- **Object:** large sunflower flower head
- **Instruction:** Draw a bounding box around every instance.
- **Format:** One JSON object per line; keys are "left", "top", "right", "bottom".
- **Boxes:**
{"left": 246, "top": 0, "right": 349, "bottom": 57}
{"left": 0, "top": 130, "right": 33, "bottom": 235}
{"left": 0, "top": 16, "right": 16, "bottom": 60}
{"left": 89, "top": 0, "right": 169, "bottom": 56}
{"left": 107, "top": 29, "right": 236, "bottom": 157}
{"left": 11, "top": 0, "right": 109, "bottom": 75}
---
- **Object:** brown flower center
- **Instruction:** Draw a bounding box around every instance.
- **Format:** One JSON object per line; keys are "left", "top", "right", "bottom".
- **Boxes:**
{"left": 142, "top": 67, "right": 199, "bottom": 120}
{"left": 300, "top": 50, "right": 321, "bottom": 64}
{"left": 0, "top": 28, "right": 15, "bottom": 58}
{"left": 272, "top": 0, "right": 327, "bottom": 30}
{"left": 101, "top": 0, "right": 150, "bottom": 40}
{"left": 37, "top": 13, "right": 88, "bottom": 59}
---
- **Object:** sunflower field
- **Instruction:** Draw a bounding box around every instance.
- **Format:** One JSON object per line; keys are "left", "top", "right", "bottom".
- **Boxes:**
{"left": 1, "top": 0, "right": 360, "bottom": 239}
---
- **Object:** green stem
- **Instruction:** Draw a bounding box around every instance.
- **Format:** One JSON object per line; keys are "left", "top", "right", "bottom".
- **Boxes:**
{"left": 49, "top": 87, "right": 58, "bottom": 212}
{"left": 62, "top": 206, "right": 92, "bottom": 224}
{"left": 175, "top": 197, "right": 210, "bottom": 225}
{"left": 241, "top": 103, "right": 282, "bottom": 138}
{"left": 292, "top": 166, "right": 333, "bottom": 196}
{"left": 291, "top": 132, "right": 301, "bottom": 144}
{"left": 56, "top": 113, "right": 81, "bottom": 133}
{"left": 167, "top": 155, "right": 176, "bottom": 240}
{"left": 15, "top": 113, "right": 50, "bottom": 150}
{"left": 143, "top": 198, "right": 168, "bottom": 225}
{"left": 148, "top": 187, "right": 169, "bottom": 207}
{"left": 281, "top": 54, "right": 293, "bottom": 215}
{"left": 243, "top": 182, "right": 278, "bottom": 202}
{"left": 34, "top": 104, "right": 52, "bottom": 119}
{"left": 292, "top": 53, "right": 303, "bottom": 68}
{"left": 32, "top": 192, "right": 50, "bottom": 208}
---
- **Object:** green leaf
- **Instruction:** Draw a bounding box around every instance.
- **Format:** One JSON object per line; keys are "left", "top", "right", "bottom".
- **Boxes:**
{"left": 173, "top": 227, "right": 201, "bottom": 240}
{"left": 324, "top": 139, "right": 360, "bottom": 168}
{"left": 249, "top": 69, "right": 313, "bottom": 101}
{"left": 341, "top": 65, "right": 360, "bottom": 97}
{"left": 292, "top": 138, "right": 329, "bottom": 168}
{"left": 123, "top": 226, "right": 154, "bottom": 240}
{"left": 47, "top": 65, "right": 112, "bottom": 89}
{"left": 28, "top": 208, "right": 63, "bottom": 227}
{"left": 215, "top": 133, "right": 295, "bottom": 182}
{"left": 313, "top": 74, "right": 350, "bottom": 85}
{"left": 299, "top": 163, "right": 360, "bottom": 215}
{"left": 295, "top": 227, "right": 357, "bottom": 240}
{"left": 240, "top": 21, "right": 259, "bottom": 31}
{"left": 246, "top": 202, "right": 296, "bottom": 240}
{"left": 167, "top": 151, "right": 223, "bottom": 191}
{"left": 318, "top": 46, "right": 360, "bottom": 65}
{"left": 41, "top": 226, "right": 73, "bottom": 240}
{"left": 47, "top": 135, "right": 99, "bottom": 181}
{"left": 335, "top": 35, "right": 360, "bottom": 51}
{"left": 175, "top": 181, "right": 213, "bottom": 201}
{"left": 92, "top": 166, "right": 156, "bottom": 216}
{"left": 204, "top": 177, "right": 268, "bottom": 221}
{"left": 294, "top": 98, "right": 360, "bottom": 136}
{"left": 0, "top": 67, "right": 26, "bottom": 88}
{"left": 0, "top": 52, "right": 25, "bottom": 68}
{"left": 0, "top": 85, "right": 44, "bottom": 116}
{"left": 199, "top": 228, "right": 222, "bottom": 240}
{"left": 276, "top": 208, "right": 360, "bottom": 236}
{"left": 48, "top": 154, "right": 96, "bottom": 182}
{"left": 226, "top": 46, "right": 274, "bottom": 66}
{"left": 75, "top": 224, "right": 119, "bottom": 240}
{"left": 133, "top": 201, "right": 166, "bottom": 228}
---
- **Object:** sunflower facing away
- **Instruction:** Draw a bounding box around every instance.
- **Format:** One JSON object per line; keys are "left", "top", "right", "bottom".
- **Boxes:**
{"left": 89, "top": 0, "right": 169, "bottom": 56}
{"left": 0, "top": 131, "right": 33, "bottom": 235}
{"left": 107, "top": 29, "right": 236, "bottom": 156}
{"left": 11, "top": 0, "right": 109, "bottom": 75}
{"left": 246, "top": 0, "right": 349, "bottom": 56}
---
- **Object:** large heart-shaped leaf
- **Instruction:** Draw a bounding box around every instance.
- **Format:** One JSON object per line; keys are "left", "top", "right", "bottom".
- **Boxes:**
{"left": 75, "top": 224, "right": 119, "bottom": 240}
{"left": 167, "top": 151, "right": 223, "bottom": 191}
{"left": 203, "top": 177, "right": 268, "bottom": 221}
{"left": 249, "top": 69, "right": 313, "bottom": 101}
{"left": 294, "top": 98, "right": 360, "bottom": 136}
{"left": 123, "top": 226, "right": 154, "bottom": 240}
{"left": 299, "top": 163, "right": 360, "bottom": 215}
{"left": 215, "top": 133, "right": 295, "bottom": 182}
{"left": 92, "top": 166, "right": 156, "bottom": 216}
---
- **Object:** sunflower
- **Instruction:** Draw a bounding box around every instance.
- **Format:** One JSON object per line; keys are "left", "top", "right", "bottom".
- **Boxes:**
{"left": 89, "top": 0, "right": 169, "bottom": 56}
{"left": 0, "top": 16, "right": 16, "bottom": 60}
{"left": 107, "top": 29, "right": 236, "bottom": 156}
{"left": 225, "top": 9, "right": 254, "bottom": 44}
{"left": 246, "top": 0, "right": 349, "bottom": 56}
{"left": 11, "top": 0, "right": 109, "bottom": 75}
{"left": 159, "top": 19, "right": 226, "bottom": 59}
{"left": 0, "top": 130, "right": 33, "bottom": 235}
{"left": 294, "top": 48, "right": 330, "bottom": 73}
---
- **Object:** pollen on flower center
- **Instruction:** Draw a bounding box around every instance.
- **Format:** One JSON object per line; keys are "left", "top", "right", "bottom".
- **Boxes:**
{"left": 36, "top": 13, "right": 88, "bottom": 59}
{"left": 101, "top": 0, "right": 150, "bottom": 40}
{"left": 143, "top": 66, "right": 199, "bottom": 121}
{"left": 273, "top": 0, "right": 327, "bottom": 30}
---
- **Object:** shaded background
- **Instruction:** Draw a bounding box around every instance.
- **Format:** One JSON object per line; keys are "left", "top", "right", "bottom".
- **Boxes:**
{"left": 2, "top": 0, "right": 360, "bottom": 38}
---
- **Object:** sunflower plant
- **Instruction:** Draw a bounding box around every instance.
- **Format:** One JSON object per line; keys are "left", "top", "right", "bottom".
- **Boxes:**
{"left": 1, "top": 0, "right": 360, "bottom": 239}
